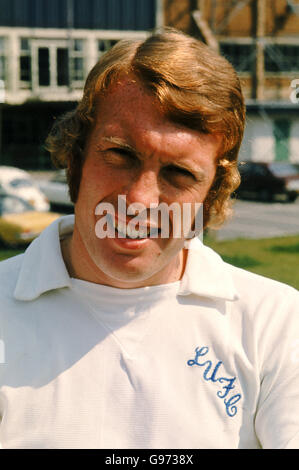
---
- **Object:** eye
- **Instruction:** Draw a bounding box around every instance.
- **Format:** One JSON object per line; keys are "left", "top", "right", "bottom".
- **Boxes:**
{"left": 110, "top": 148, "right": 133, "bottom": 158}
{"left": 163, "top": 165, "right": 196, "bottom": 183}
{"left": 104, "top": 148, "right": 139, "bottom": 168}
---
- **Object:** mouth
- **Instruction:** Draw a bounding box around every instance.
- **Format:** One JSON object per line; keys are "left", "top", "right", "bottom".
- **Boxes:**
{"left": 110, "top": 214, "right": 161, "bottom": 239}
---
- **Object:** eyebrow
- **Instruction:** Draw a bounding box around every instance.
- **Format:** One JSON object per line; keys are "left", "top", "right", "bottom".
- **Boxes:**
{"left": 101, "top": 136, "right": 207, "bottom": 181}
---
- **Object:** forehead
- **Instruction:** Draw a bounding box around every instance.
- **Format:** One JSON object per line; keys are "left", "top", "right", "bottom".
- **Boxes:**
{"left": 91, "top": 76, "right": 221, "bottom": 160}
{"left": 94, "top": 76, "right": 168, "bottom": 133}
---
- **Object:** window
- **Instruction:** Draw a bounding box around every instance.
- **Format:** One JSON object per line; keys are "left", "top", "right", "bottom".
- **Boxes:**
{"left": 252, "top": 164, "right": 268, "bottom": 177}
{"left": 0, "top": 37, "right": 6, "bottom": 81}
{"left": 269, "top": 162, "right": 299, "bottom": 177}
{"left": 53, "top": 170, "right": 67, "bottom": 184}
{"left": 220, "top": 43, "right": 254, "bottom": 72}
{"left": 0, "top": 195, "right": 33, "bottom": 215}
{"left": 18, "top": 38, "right": 88, "bottom": 91}
{"left": 9, "top": 178, "right": 33, "bottom": 189}
{"left": 70, "top": 39, "right": 84, "bottom": 84}
{"left": 98, "top": 39, "right": 118, "bottom": 56}
{"left": 265, "top": 45, "right": 299, "bottom": 72}
{"left": 20, "top": 38, "right": 32, "bottom": 88}
{"left": 57, "top": 48, "right": 69, "bottom": 86}
{"left": 74, "top": 39, "right": 83, "bottom": 52}
{"left": 273, "top": 120, "right": 291, "bottom": 162}
{"left": 38, "top": 47, "right": 50, "bottom": 86}
{"left": 37, "top": 45, "right": 70, "bottom": 87}
{"left": 31, "top": 40, "right": 71, "bottom": 89}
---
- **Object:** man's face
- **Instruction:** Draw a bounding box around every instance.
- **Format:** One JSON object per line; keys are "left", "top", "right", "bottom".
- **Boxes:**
{"left": 72, "top": 76, "right": 220, "bottom": 288}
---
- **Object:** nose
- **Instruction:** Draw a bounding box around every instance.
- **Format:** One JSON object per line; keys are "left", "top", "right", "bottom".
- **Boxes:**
{"left": 124, "top": 170, "right": 160, "bottom": 209}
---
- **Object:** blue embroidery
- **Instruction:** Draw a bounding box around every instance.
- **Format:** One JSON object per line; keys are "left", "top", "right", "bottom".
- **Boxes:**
{"left": 187, "top": 346, "right": 242, "bottom": 417}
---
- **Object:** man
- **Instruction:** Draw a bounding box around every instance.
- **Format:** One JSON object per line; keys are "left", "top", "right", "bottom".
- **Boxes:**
{"left": 0, "top": 29, "right": 298, "bottom": 449}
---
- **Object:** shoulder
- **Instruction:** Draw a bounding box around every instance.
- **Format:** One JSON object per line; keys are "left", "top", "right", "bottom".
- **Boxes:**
{"left": 224, "top": 262, "right": 299, "bottom": 334}
{"left": 226, "top": 261, "right": 299, "bottom": 303}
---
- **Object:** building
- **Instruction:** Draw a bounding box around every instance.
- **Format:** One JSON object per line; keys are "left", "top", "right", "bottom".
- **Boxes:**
{"left": 0, "top": 0, "right": 161, "bottom": 169}
{"left": 164, "top": 0, "right": 299, "bottom": 163}
{"left": 0, "top": 0, "right": 298, "bottom": 169}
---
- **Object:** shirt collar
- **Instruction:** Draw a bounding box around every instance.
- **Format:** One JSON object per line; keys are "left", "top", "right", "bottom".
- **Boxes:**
{"left": 14, "top": 215, "right": 239, "bottom": 302}
{"left": 14, "top": 215, "right": 73, "bottom": 301}
{"left": 178, "top": 237, "right": 239, "bottom": 301}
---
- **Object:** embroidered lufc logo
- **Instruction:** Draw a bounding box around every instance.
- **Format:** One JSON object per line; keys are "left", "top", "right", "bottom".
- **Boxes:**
{"left": 187, "top": 346, "right": 242, "bottom": 417}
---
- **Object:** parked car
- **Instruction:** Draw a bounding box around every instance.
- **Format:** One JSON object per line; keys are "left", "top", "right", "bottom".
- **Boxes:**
{"left": 236, "top": 161, "right": 299, "bottom": 202}
{"left": 0, "top": 194, "right": 60, "bottom": 246}
{"left": 0, "top": 166, "right": 50, "bottom": 211}
{"left": 38, "top": 170, "right": 73, "bottom": 211}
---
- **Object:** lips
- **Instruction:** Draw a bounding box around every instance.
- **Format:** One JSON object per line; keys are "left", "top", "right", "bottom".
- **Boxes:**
{"left": 110, "top": 214, "right": 160, "bottom": 239}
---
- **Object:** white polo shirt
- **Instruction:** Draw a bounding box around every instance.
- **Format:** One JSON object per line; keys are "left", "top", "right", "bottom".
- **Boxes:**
{"left": 0, "top": 215, "right": 298, "bottom": 449}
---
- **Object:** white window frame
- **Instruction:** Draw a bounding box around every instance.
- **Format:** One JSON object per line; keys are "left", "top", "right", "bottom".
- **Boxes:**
{"left": 69, "top": 38, "right": 85, "bottom": 87}
{"left": 31, "top": 38, "right": 70, "bottom": 92}
{"left": 19, "top": 37, "right": 32, "bottom": 89}
{"left": 0, "top": 37, "right": 6, "bottom": 83}
{"left": 98, "top": 38, "right": 119, "bottom": 57}
{"left": 264, "top": 43, "right": 299, "bottom": 73}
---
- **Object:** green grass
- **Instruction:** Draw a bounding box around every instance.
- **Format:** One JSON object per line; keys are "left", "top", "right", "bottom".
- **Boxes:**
{"left": 204, "top": 234, "right": 299, "bottom": 290}
{"left": 0, "top": 235, "right": 299, "bottom": 290}
{"left": 0, "top": 247, "right": 25, "bottom": 261}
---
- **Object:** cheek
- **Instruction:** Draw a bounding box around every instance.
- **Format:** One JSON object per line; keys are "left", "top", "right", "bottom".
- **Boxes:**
{"left": 180, "top": 179, "right": 216, "bottom": 206}
{"left": 79, "top": 160, "right": 116, "bottom": 200}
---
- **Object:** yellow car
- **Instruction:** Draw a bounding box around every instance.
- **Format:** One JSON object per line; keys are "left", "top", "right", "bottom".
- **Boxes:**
{"left": 0, "top": 194, "right": 61, "bottom": 246}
